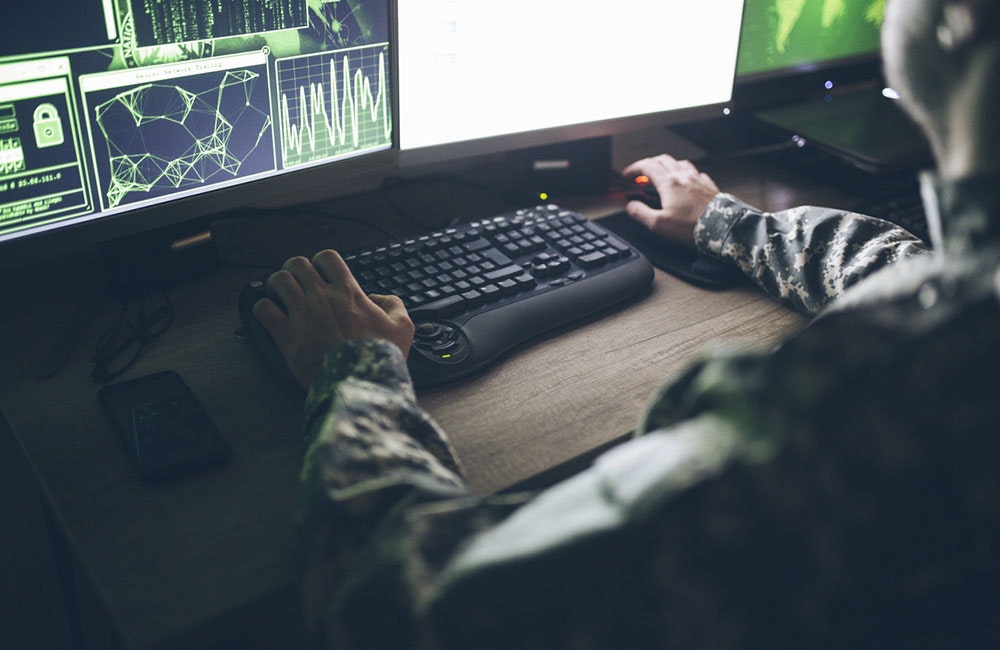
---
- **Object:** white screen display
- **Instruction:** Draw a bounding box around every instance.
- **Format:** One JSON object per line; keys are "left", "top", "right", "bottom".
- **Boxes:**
{"left": 398, "top": 0, "right": 745, "bottom": 153}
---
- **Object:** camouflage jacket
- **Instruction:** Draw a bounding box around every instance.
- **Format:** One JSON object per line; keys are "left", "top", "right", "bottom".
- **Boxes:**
{"left": 295, "top": 173, "right": 1000, "bottom": 648}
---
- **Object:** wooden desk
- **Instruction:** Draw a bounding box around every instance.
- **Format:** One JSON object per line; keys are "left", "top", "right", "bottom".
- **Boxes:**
{"left": 0, "top": 156, "right": 839, "bottom": 648}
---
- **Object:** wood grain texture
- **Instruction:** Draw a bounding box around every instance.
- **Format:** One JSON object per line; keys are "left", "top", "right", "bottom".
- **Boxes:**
{"left": 1, "top": 155, "right": 841, "bottom": 647}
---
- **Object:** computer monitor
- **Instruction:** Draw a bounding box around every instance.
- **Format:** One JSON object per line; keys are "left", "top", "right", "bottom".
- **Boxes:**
{"left": 0, "top": 0, "right": 395, "bottom": 269}
{"left": 732, "top": 0, "right": 930, "bottom": 175}
{"left": 734, "top": 0, "right": 885, "bottom": 107}
{"left": 394, "top": 0, "right": 746, "bottom": 168}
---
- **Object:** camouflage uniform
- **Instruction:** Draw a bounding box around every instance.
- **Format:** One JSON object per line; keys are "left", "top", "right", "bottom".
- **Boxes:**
{"left": 295, "top": 173, "right": 1000, "bottom": 649}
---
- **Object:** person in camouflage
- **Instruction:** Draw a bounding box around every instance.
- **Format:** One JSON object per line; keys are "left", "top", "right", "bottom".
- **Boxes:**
{"left": 252, "top": 0, "right": 1000, "bottom": 646}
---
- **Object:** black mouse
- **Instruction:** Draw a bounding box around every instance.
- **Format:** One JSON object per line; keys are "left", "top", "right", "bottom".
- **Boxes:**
{"left": 595, "top": 211, "right": 747, "bottom": 290}
{"left": 625, "top": 175, "right": 662, "bottom": 210}
{"left": 237, "top": 278, "right": 299, "bottom": 386}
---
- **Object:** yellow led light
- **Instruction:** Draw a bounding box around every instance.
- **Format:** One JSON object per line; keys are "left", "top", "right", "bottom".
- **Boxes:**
{"left": 538, "top": 192, "right": 549, "bottom": 201}
{"left": 441, "top": 354, "right": 452, "bottom": 359}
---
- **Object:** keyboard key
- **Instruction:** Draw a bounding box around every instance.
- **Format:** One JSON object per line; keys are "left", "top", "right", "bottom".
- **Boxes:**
{"left": 462, "top": 289, "right": 485, "bottom": 307}
{"left": 414, "top": 294, "right": 465, "bottom": 318}
{"left": 311, "top": 205, "right": 653, "bottom": 387}
{"left": 577, "top": 251, "right": 608, "bottom": 268}
{"left": 480, "top": 284, "right": 501, "bottom": 300}
{"left": 485, "top": 265, "right": 524, "bottom": 282}
{"left": 514, "top": 273, "right": 537, "bottom": 290}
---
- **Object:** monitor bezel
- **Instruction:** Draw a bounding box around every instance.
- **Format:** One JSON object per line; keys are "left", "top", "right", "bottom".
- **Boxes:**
{"left": 732, "top": 52, "right": 885, "bottom": 112}
{"left": 396, "top": 100, "right": 736, "bottom": 169}
{"left": 0, "top": 148, "right": 398, "bottom": 270}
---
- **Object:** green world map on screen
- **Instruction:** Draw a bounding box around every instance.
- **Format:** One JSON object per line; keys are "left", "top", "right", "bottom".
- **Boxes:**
{"left": 738, "top": 0, "right": 885, "bottom": 76}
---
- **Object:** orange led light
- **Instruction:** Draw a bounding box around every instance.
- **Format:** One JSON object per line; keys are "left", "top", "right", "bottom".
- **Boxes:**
{"left": 634, "top": 175, "right": 650, "bottom": 185}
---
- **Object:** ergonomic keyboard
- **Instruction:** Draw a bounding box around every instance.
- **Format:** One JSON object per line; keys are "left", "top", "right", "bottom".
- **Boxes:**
{"left": 238, "top": 204, "right": 654, "bottom": 387}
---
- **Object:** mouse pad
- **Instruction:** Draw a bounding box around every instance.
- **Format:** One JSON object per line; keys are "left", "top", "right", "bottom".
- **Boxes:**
{"left": 595, "top": 211, "right": 746, "bottom": 289}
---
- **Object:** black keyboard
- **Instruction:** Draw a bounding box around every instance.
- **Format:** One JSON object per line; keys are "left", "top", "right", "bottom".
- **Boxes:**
{"left": 239, "top": 205, "right": 654, "bottom": 387}
{"left": 854, "top": 183, "right": 931, "bottom": 244}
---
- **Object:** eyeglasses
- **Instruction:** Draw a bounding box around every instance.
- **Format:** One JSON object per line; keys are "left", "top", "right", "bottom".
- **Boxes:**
{"left": 92, "top": 290, "right": 175, "bottom": 384}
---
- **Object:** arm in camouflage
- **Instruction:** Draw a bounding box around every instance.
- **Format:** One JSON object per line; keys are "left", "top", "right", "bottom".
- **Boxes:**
{"left": 695, "top": 194, "right": 930, "bottom": 315}
{"left": 296, "top": 187, "right": 999, "bottom": 647}
{"left": 297, "top": 287, "right": 999, "bottom": 648}
{"left": 294, "top": 339, "right": 472, "bottom": 646}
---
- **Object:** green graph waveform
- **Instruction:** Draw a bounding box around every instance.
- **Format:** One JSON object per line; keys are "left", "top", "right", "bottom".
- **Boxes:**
{"left": 278, "top": 50, "right": 390, "bottom": 167}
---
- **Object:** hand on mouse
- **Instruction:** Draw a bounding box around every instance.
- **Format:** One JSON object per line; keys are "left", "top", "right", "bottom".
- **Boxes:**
{"left": 622, "top": 154, "right": 720, "bottom": 248}
{"left": 252, "top": 250, "right": 415, "bottom": 389}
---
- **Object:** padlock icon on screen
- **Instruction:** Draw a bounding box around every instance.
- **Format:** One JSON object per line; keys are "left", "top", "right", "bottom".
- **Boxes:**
{"left": 33, "top": 103, "right": 64, "bottom": 148}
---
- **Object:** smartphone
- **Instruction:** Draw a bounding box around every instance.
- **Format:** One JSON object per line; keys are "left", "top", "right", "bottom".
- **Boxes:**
{"left": 98, "top": 370, "right": 231, "bottom": 483}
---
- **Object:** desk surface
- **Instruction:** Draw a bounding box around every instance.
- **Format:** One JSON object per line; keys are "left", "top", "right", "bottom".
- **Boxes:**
{"left": 0, "top": 155, "right": 845, "bottom": 649}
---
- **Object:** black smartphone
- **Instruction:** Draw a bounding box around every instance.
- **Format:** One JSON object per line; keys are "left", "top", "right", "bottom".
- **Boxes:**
{"left": 98, "top": 370, "right": 231, "bottom": 483}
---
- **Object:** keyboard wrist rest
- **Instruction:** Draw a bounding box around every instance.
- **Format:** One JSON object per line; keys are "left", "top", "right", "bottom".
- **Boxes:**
{"left": 408, "top": 255, "right": 653, "bottom": 387}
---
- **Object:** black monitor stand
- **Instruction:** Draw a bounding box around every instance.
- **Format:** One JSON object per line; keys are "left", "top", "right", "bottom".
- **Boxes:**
{"left": 98, "top": 218, "right": 220, "bottom": 302}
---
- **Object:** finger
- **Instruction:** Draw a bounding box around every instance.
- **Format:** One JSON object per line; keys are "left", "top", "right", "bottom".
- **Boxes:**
{"left": 282, "top": 255, "right": 326, "bottom": 295}
{"left": 676, "top": 159, "right": 699, "bottom": 175}
{"left": 625, "top": 201, "right": 662, "bottom": 231}
{"left": 265, "top": 268, "right": 306, "bottom": 309}
{"left": 312, "top": 249, "right": 363, "bottom": 294}
{"left": 369, "top": 293, "right": 409, "bottom": 319}
{"left": 252, "top": 297, "right": 292, "bottom": 342}
{"left": 648, "top": 154, "right": 682, "bottom": 177}
{"left": 622, "top": 158, "right": 652, "bottom": 178}
{"left": 644, "top": 156, "right": 688, "bottom": 185}
{"left": 623, "top": 154, "right": 670, "bottom": 178}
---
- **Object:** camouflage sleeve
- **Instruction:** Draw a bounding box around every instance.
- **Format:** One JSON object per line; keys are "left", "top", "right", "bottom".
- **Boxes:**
{"left": 412, "top": 287, "right": 1000, "bottom": 648}
{"left": 293, "top": 285, "right": 997, "bottom": 648}
{"left": 294, "top": 339, "right": 471, "bottom": 646}
{"left": 289, "top": 337, "right": 785, "bottom": 648}
{"left": 694, "top": 193, "right": 930, "bottom": 315}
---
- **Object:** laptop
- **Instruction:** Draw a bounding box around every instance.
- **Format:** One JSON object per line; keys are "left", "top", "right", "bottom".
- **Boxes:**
{"left": 753, "top": 87, "right": 933, "bottom": 175}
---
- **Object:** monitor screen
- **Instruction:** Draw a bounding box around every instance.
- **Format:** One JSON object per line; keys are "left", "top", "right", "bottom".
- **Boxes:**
{"left": 736, "top": 0, "right": 884, "bottom": 79}
{"left": 396, "top": 0, "right": 746, "bottom": 166}
{"left": 0, "top": 0, "right": 394, "bottom": 265}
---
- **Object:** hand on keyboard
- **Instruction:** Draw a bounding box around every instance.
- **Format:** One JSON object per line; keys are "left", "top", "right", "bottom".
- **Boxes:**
{"left": 239, "top": 205, "right": 653, "bottom": 387}
{"left": 250, "top": 251, "right": 414, "bottom": 389}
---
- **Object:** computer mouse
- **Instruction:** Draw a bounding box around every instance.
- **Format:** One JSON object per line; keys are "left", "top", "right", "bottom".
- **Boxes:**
{"left": 237, "top": 279, "right": 299, "bottom": 386}
{"left": 595, "top": 211, "right": 747, "bottom": 289}
{"left": 624, "top": 175, "right": 662, "bottom": 210}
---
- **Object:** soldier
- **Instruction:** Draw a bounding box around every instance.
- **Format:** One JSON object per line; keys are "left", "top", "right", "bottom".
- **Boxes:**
{"left": 253, "top": 0, "right": 1000, "bottom": 646}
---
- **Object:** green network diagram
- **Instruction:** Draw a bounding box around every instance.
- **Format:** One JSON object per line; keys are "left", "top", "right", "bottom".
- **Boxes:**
{"left": 1, "top": 0, "right": 391, "bottom": 233}
{"left": 88, "top": 67, "right": 274, "bottom": 210}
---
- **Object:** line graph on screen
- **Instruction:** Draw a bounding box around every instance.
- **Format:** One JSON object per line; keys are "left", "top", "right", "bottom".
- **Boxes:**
{"left": 276, "top": 44, "right": 391, "bottom": 168}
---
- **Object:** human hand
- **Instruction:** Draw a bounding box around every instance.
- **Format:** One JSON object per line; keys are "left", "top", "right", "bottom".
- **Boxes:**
{"left": 622, "top": 154, "right": 720, "bottom": 248}
{"left": 252, "top": 250, "right": 415, "bottom": 389}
